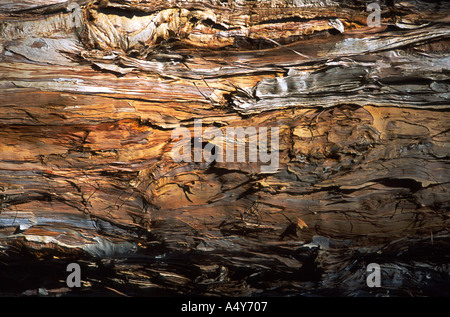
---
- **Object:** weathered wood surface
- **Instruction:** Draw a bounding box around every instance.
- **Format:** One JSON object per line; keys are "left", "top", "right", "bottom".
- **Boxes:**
{"left": 0, "top": 0, "right": 449, "bottom": 296}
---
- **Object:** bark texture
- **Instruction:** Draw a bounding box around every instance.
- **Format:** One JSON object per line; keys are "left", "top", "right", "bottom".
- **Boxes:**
{"left": 0, "top": 0, "right": 449, "bottom": 296}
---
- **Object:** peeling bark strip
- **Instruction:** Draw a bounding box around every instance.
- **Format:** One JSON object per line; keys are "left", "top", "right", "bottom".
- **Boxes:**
{"left": 0, "top": 0, "right": 449, "bottom": 297}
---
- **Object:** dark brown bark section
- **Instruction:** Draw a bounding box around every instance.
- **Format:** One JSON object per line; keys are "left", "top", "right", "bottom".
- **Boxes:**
{"left": 0, "top": 0, "right": 449, "bottom": 296}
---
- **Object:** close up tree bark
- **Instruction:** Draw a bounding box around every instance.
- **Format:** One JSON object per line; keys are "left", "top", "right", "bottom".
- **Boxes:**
{"left": 0, "top": 0, "right": 448, "bottom": 297}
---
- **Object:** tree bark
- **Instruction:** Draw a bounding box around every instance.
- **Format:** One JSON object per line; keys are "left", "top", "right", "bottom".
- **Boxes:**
{"left": 0, "top": 0, "right": 449, "bottom": 296}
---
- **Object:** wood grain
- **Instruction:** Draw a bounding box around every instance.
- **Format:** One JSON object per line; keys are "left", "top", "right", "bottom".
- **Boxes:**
{"left": 0, "top": 0, "right": 449, "bottom": 296}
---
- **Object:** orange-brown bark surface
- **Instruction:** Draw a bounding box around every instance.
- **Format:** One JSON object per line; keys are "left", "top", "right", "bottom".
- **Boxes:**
{"left": 0, "top": 0, "right": 449, "bottom": 296}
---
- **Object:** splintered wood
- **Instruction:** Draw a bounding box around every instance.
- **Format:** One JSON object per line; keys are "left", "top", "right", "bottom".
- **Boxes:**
{"left": 0, "top": 0, "right": 449, "bottom": 296}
